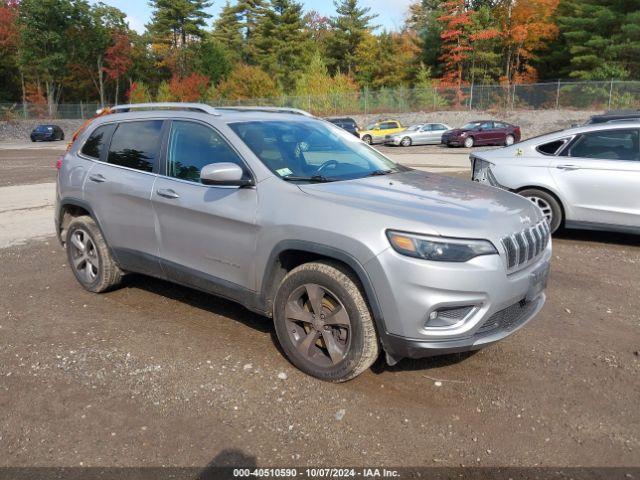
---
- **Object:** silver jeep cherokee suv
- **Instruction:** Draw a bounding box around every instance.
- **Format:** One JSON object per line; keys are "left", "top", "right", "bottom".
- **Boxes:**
{"left": 55, "top": 103, "right": 551, "bottom": 382}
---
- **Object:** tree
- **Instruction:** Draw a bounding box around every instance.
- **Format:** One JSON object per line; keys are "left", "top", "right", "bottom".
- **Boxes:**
{"left": 253, "top": 0, "right": 311, "bottom": 92}
{"left": 497, "top": 0, "right": 559, "bottom": 84}
{"left": 437, "top": 0, "right": 474, "bottom": 93}
{"left": 18, "top": 0, "right": 95, "bottom": 112}
{"left": 169, "top": 72, "right": 210, "bottom": 101}
{"left": 148, "top": 0, "right": 213, "bottom": 75}
{"left": 407, "top": 0, "right": 447, "bottom": 77}
{"left": 0, "top": 0, "right": 21, "bottom": 102}
{"left": 127, "top": 82, "right": 153, "bottom": 102}
{"left": 326, "top": 0, "right": 378, "bottom": 75}
{"left": 212, "top": 1, "right": 244, "bottom": 63}
{"left": 191, "top": 36, "right": 232, "bottom": 86}
{"left": 558, "top": 0, "right": 640, "bottom": 80}
{"left": 104, "top": 32, "right": 134, "bottom": 104}
{"left": 148, "top": 0, "right": 213, "bottom": 47}
{"left": 85, "top": 3, "right": 129, "bottom": 106}
{"left": 213, "top": 64, "right": 281, "bottom": 100}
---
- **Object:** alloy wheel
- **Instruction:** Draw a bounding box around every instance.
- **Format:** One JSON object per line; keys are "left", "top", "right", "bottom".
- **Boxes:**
{"left": 505, "top": 135, "right": 515, "bottom": 146}
{"left": 284, "top": 283, "right": 351, "bottom": 368}
{"left": 527, "top": 196, "right": 553, "bottom": 224}
{"left": 401, "top": 137, "right": 411, "bottom": 147}
{"left": 69, "top": 229, "right": 99, "bottom": 284}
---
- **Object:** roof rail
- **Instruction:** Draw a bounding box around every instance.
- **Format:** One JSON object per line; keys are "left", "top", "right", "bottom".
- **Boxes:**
{"left": 214, "top": 106, "right": 314, "bottom": 117}
{"left": 106, "top": 102, "right": 221, "bottom": 116}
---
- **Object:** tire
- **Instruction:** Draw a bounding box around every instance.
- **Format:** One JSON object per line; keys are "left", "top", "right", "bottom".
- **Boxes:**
{"left": 66, "top": 215, "right": 123, "bottom": 293}
{"left": 273, "top": 261, "right": 379, "bottom": 382}
{"left": 464, "top": 136, "right": 475, "bottom": 148}
{"left": 362, "top": 135, "right": 372, "bottom": 145}
{"left": 505, "top": 134, "right": 515, "bottom": 146}
{"left": 400, "top": 137, "right": 412, "bottom": 147}
{"left": 518, "top": 189, "right": 563, "bottom": 234}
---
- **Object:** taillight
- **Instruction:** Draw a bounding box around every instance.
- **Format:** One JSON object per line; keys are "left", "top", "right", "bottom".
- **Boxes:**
{"left": 56, "top": 156, "right": 63, "bottom": 170}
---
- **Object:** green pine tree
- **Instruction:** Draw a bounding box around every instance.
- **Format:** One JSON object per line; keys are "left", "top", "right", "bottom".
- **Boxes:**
{"left": 326, "top": 0, "right": 378, "bottom": 76}
{"left": 212, "top": 1, "right": 244, "bottom": 63}
{"left": 559, "top": 0, "right": 640, "bottom": 80}
{"left": 253, "top": 0, "right": 311, "bottom": 92}
{"left": 148, "top": 0, "right": 213, "bottom": 48}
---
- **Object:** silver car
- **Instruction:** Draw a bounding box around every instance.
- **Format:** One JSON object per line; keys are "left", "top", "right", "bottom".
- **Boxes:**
{"left": 56, "top": 103, "right": 551, "bottom": 382}
{"left": 471, "top": 122, "right": 640, "bottom": 235}
{"left": 385, "top": 123, "right": 451, "bottom": 146}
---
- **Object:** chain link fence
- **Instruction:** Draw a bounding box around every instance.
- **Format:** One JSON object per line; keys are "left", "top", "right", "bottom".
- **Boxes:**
{"left": 2, "top": 80, "right": 638, "bottom": 120}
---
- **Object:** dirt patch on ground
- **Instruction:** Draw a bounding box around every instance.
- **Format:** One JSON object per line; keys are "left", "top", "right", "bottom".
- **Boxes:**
{"left": 1, "top": 229, "right": 638, "bottom": 468}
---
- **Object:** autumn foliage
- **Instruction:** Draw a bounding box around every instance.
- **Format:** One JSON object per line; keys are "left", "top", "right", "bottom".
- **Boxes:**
{"left": 168, "top": 73, "right": 210, "bottom": 102}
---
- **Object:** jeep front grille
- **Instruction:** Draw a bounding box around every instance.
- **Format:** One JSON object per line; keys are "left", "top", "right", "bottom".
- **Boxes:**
{"left": 501, "top": 221, "right": 550, "bottom": 272}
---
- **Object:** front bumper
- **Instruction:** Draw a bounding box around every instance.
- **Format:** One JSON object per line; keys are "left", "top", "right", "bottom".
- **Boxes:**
{"left": 366, "top": 244, "right": 551, "bottom": 359}
{"left": 442, "top": 136, "right": 463, "bottom": 146}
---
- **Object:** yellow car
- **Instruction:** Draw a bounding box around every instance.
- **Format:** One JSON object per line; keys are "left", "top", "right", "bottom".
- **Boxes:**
{"left": 359, "top": 120, "right": 405, "bottom": 145}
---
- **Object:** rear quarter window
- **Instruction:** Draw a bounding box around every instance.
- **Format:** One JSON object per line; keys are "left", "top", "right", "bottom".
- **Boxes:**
{"left": 536, "top": 139, "right": 569, "bottom": 156}
{"left": 81, "top": 124, "right": 115, "bottom": 160}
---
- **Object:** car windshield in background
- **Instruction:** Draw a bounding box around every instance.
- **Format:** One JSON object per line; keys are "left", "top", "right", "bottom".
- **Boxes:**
{"left": 406, "top": 125, "right": 422, "bottom": 131}
{"left": 36, "top": 126, "right": 53, "bottom": 132}
{"left": 230, "top": 120, "right": 407, "bottom": 182}
{"left": 461, "top": 122, "right": 482, "bottom": 130}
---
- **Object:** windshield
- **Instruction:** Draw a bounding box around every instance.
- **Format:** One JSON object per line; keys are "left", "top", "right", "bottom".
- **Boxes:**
{"left": 461, "top": 122, "right": 482, "bottom": 130}
{"left": 365, "top": 123, "right": 377, "bottom": 130}
{"left": 407, "top": 125, "right": 422, "bottom": 131}
{"left": 36, "top": 126, "right": 53, "bottom": 132}
{"left": 229, "top": 120, "right": 408, "bottom": 182}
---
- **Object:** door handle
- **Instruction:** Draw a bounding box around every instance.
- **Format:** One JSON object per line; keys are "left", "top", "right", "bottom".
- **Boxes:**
{"left": 157, "top": 188, "right": 180, "bottom": 199}
{"left": 556, "top": 164, "right": 580, "bottom": 171}
{"left": 89, "top": 174, "right": 106, "bottom": 183}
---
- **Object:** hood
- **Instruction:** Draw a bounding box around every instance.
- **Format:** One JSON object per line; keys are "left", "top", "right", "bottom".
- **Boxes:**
{"left": 298, "top": 170, "right": 543, "bottom": 241}
{"left": 445, "top": 128, "right": 467, "bottom": 135}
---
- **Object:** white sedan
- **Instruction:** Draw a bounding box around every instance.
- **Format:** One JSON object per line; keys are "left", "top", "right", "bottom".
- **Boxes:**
{"left": 471, "top": 122, "right": 640, "bottom": 235}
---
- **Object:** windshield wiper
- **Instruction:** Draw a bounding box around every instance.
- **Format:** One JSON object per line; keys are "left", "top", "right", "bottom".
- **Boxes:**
{"left": 367, "top": 169, "right": 396, "bottom": 177}
{"left": 281, "top": 175, "right": 335, "bottom": 183}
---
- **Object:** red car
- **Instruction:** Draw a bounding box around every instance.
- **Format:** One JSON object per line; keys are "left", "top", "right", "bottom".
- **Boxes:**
{"left": 441, "top": 120, "right": 521, "bottom": 148}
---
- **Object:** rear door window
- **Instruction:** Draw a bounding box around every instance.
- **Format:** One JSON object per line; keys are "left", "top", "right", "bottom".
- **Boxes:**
{"left": 81, "top": 124, "right": 115, "bottom": 160}
{"left": 566, "top": 129, "right": 639, "bottom": 161}
{"left": 107, "top": 120, "right": 164, "bottom": 172}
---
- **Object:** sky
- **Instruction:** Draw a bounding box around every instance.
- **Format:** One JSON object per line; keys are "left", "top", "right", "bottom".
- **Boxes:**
{"left": 98, "top": 0, "right": 413, "bottom": 35}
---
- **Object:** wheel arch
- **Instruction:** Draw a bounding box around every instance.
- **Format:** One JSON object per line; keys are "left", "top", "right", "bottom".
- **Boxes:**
{"left": 57, "top": 198, "right": 106, "bottom": 246}
{"left": 515, "top": 185, "right": 567, "bottom": 223}
{"left": 259, "top": 240, "right": 386, "bottom": 336}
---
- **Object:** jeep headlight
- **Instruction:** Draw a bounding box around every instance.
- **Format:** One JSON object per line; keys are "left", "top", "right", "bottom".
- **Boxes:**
{"left": 387, "top": 231, "right": 497, "bottom": 262}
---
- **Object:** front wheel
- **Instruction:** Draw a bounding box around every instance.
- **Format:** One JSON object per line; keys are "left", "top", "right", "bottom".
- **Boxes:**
{"left": 362, "top": 135, "right": 372, "bottom": 145}
{"left": 273, "top": 262, "right": 379, "bottom": 382}
{"left": 400, "top": 137, "right": 412, "bottom": 147}
{"left": 464, "top": 136, "right": 475, "bottom": 148}
{"left": 519, "top": 189, "right": 563, "bottom": 234}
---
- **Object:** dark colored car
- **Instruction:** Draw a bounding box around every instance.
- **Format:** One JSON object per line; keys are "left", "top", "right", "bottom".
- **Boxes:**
{"left": 586, "top": 110, "right": 640, "bottom": 125}
{"left": 325, "top": 117, "right": 360, "bottom": 138}
{"left": 31, "top": 124, "right": 65, "bottom": 142}
{"left": 442, "top": 120, "right": 521, "bottom": 148}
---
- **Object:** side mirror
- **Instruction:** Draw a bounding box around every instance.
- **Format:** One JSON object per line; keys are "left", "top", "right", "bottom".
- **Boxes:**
{"left": 200, "top": 162, "right": 253, "bottom": 187}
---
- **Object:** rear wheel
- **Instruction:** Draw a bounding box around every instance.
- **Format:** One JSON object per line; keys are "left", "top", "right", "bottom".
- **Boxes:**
{"left": 66, "top": 216, "right": 123, "bottom": 293}
{"left": 362, "top": 135, "right": 372, "bottom": 145}
{"left": 505, "top": 134, "right": 515, "bottom": 146}
{"left": 273, "top": 261, "right": 379, "bottom": 382}
{"left": 400, "top": 137, "right": 412, "bottom": 147}
{"left": 464, "top": 136, "right": 475, "bottom": 148}
{"left": 519, "top": 189, "right": 563, "bottom": 234}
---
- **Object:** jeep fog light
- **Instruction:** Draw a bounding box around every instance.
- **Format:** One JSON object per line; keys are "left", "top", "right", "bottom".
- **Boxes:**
{"left": 426, "top": 306, "right": 475, "bottom": 328}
